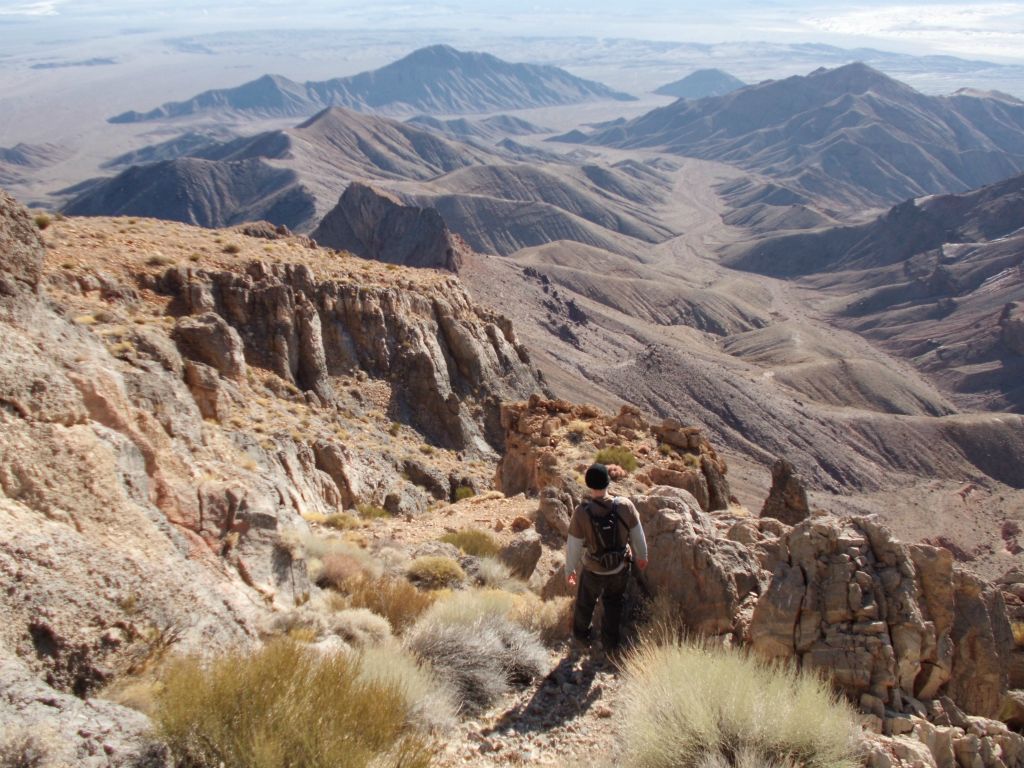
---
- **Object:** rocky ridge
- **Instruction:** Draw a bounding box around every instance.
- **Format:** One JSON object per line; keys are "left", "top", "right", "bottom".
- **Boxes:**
{"left": 0, "top": 194, "right": 542, "bottom": 761}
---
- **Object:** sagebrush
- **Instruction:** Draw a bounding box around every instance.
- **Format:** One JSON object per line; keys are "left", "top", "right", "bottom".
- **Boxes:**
{"left": 153, "top": 639, "right": 433, "bottom": 768}
{"left": 618, "top": 639, "right": 858, "bottom": 768}
{"left": 406, "top": 591, "right": 548, "bottom": 713}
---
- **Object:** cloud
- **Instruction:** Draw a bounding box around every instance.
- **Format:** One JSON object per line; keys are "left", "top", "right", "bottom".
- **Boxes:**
{"left": 0, "top": 1, "right": 60, "bottom": 14}
{"left": 802, "top": 3, "right": 1024, "bottom": 59}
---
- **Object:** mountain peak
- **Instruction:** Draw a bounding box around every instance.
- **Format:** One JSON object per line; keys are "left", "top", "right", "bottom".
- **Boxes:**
{"left": 811, "top": 61, "right": 904, "bottom": 94}
{"left": 654, "top": 68, "right": 746, "bottom": 99}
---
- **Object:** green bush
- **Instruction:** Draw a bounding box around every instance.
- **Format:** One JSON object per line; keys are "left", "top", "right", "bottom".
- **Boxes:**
{"left": 618, "top": 639, "right": 858, "bottom": 768}
{"left": 32, "top": 214, "right": 51, "bottom": 231}
{"left": 453, "top": 485, "right": 476, "bottom": 502}
{"left": 406, "top": 556, "right": 465, "bottom": 589}
{"left": 357, "top": 503, "right": 390, "bottom": 519}
{"left": 153, "top": 639, "right": 433, "bottom": 768}
{"left": 439, "top": 528, "right": 498, "bottom": 557}
{"left": 595, "top": 446, "right": 638, "bottom": 472}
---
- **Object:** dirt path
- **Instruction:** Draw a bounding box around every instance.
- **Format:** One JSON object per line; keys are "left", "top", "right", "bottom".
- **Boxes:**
{"left": 434, "top": 649, "right": 625, "bottom": 767}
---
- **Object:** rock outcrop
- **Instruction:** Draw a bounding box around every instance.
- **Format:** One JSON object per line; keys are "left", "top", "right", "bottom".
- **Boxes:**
{"left": 156, "top": 259, "right": 539, "bottom": 452}
{"left": 496, "top": 398, "right": 730, "bottom": 512}
{"left": 0, "top": 198, "right": 544, "bottom": 754}
{"left": 312, "top": 182, "right": 470, "bottom": 271}
{"left": 1001, "top": 302, "right": 1024, "bottom": 355}
{"left": 760, "top": 457, "right": 810, "bottom": 525}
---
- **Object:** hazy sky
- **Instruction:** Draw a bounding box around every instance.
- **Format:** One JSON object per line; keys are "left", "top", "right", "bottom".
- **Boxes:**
{"left": 2, "top": 0, "right": 1024, "bottom": 61}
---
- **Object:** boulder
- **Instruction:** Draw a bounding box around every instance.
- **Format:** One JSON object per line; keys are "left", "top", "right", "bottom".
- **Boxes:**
{"left": 172, "top": 312, "right": 246, "bottom": 380}
{"left": 634, "top": 486, "right": 762, "bottom": 636}
{"left": 648, "top": 465, "right": 710, "bottom": 511}
{"left": 760, "top": 457, "right": 810, "bottom": 525}
{"left": 499, "top": 529, "right": 543, "bottom": 580}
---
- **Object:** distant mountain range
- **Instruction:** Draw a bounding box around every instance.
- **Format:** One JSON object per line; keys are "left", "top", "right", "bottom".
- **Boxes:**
{"left": 108, "top": 44, "right": 635, "bottom": 124}
{"left": 653, "top": 69, "right": 746, "bottom": 99}
{"left": 726, "top": 173, "right": 1024, "bottom": 411}
{"left": 64, "top": 106, "right": 675, "bottom": 253}
{"left": 568, "top": 62, "right": 1024, "bottom": 209}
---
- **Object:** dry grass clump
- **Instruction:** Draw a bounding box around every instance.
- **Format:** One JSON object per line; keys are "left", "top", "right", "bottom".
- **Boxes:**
{"left": 319, "top": 550, "right": 369, "bottom": 589}
{"left": 475, "top": 557, "right": 525, "bottom": 591}
{"left": 439, "top": 528, "right": 499, "bottom": 557}
{"left": 595, "top": 446, "right": 638, "bottom": 473}
{"left": 153, "top": 639, "right": 433, "bottom": 768}
{"left": 1012, "top": 621, "right": 1024, "bottom": 647}
{"left": 357, "top": 644, "right": 458, "bottom": 731}
{"left": 406, "top": 556, "right": 465, "bottom": 589}
{"left": 331, "top": 608, "right": 393, "bottom": 647}
{"left": 32, "top": 213, "right": 51, "bottom": 231}
{"left": 340, "top": 574, "right": 436, "bottom": 633}
{"left": 618, "top": 639, "right": 859, "bottom": 768}
{"left": 510, "top": 593, "right": 573, "bottom": 645}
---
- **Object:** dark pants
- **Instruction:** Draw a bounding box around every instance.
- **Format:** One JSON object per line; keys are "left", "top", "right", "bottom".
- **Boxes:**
{"left": 573, "top": 567, "right": 630, "bottom": 651}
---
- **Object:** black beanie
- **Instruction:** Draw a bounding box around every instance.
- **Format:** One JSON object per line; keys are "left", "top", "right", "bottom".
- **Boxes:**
{"left": 585, "top": 463, "right": 610, "bottom": 490}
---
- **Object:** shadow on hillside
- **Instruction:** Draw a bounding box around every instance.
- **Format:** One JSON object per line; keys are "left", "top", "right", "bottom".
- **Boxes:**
{"left": 488, "top": 654, "right": 603, "bottom": 735}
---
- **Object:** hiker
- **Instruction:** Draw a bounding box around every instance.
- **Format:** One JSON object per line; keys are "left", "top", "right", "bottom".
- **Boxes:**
{"left": 565, "top": 462, "right": 648, "bottom": 657}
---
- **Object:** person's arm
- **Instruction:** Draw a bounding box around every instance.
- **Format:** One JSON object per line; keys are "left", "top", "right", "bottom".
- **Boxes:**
{"left": 619, "top": 498, "right": 648, "bottom": 570}
{"left": 565, "top": 535, "right": 584, "bottom": 583}
{"left": 629, "top": 523, "right": 648, "bottom": 570}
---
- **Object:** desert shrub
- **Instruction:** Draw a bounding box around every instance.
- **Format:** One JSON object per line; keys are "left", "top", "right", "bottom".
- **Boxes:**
{"left": 618, "top": 639, "right": 858, "bottom": 768}
{"left": 1012, "top": 621, "right": 1024, "bottom": 647}
{"left": 682, "top": 452, "right": 701, "bottom": 469}
{"left": 475, "top": 557, "right": 523, "bottom": 591}
{"left": 0, "top": 728, "right": 49, "bottom": 768}
{"left": 32, "top": 214, "right": 50, "bottom": 231}
{"left": 389, "top": 421, "right": 402, "bottom": 436}
{"left": 341, "top": 574, "right": 436, "bottom": 633}
{"left": 595, "top": 446, "right": 638, "bottom": 472}
{"left": 453, "top": 485, "right": 476, "bottom": 502}
{"left": 145, "top": 254, "right": 174, "bottom": 267}
{"left": 357, "top": 503, "right": 390, "bottom": 519}
{"left": 658, "top": 443, "right": 674, "bottom": 457}
{"left": 439, "top": 528, "right": 499, "bottom": 557}
{"left": 357, "top": 644, "right": 458, "bottom": 731}
{"left": 405, "top": 609, "right": 547, "bottom": 713}
{"left": 421, "top": 588, "right": 517, "bottom": 626}
{"left": 222, "top": 243, "right": 241, "bottom": 254}
{"left": 153, "top": 639, "right": 433, "bottom": 768}
{"left": 329, "top": 608, "right": 392, "bottom": 647}
{"left": 323, "top": 512, "right": 361, "bottom": 530}
{"left": 510, "top": 593, "right": 573, "bottom": 645}
{"left": 286, "top": 531, "right": 380, "bottom": 587}
{"left": 406, "top": 556, "right": 465, "bottom": 589}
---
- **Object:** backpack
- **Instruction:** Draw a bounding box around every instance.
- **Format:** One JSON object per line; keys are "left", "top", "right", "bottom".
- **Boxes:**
{"left": 585, "top": 498, "right": 629, "bottom": 570}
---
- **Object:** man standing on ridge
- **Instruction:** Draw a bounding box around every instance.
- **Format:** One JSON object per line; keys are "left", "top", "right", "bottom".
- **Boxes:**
{"left": 565, "top": 462, "right": 648, "bottom": 659}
